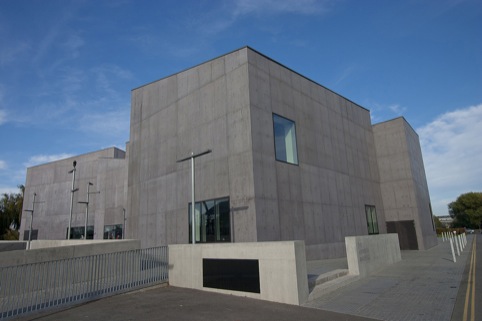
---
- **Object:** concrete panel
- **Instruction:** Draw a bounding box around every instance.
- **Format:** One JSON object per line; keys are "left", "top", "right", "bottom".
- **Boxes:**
{"left": 168, "top": 241, "right": 308, "bottom": 305}
{"left": 0, "top": 240, "right": 140, "bottom": 268}
{"left": 0, "top": 241, "right": 27, "bottom": 252}
{"left": 345, "top": 234, "right": 401, "bottom": 277}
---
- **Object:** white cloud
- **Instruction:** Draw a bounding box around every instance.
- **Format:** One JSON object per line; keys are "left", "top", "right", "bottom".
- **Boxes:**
{"left": 417, "top": 103, "right": 482, "bottom": 215}
{"left": 0, "top": 160, "right": 6, "bottom": 170}
{"left": 0, "top": 187, "right": 20, "bottom": 195}
{"left": 183, "top": 0, "right": 332, "bottom": 38}
{"left": 24, "top": 153, "right": 75, "bottom": 168}
{"left": 388, "top": 104, "right": 406, "bottom": 115}
{"left": 79, "top": 107, "right": 130, "bottom": 138}
{"left": 368, "top": 102, "right": 406, "bottom": 123}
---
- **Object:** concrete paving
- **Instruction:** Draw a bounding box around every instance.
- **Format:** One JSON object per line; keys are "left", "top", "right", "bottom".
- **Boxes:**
{"left": 13, "top": 237, "right": 472, "bottom": 321}
{"left": 305, "top": 236, "right": 472, "bottom": 321}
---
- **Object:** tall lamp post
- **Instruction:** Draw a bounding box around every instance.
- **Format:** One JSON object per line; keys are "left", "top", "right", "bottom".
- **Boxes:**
{"left": 177, "top": 149, "right": 212, "bottom": 244}
{"left": 67, "top": 160, "right": 79, "bottom": 240}
{"left": 23, "top": 193, "right": 43, "bottom": 250}
{"left": 78, "top": 182, "right": 100, "bottom": 239}
{"left": 122, "top": 207, "right": 126, "bottom": 239}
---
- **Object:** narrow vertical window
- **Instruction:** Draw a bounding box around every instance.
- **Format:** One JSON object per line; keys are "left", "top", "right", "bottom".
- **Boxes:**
{"left": 189, "top": 197, "right": 230, "bottom": 243}
{"left": 273, "top": 114, "right": 298, "bottom": 165}
{"left": 365, "top": 205, "right": 379, "bottom": 235}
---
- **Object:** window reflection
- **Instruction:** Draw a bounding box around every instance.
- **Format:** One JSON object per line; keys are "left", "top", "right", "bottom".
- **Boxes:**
{"left": 189, "top": 197, "right": 230, "bottom": 243}
{"left": 273, "top": 114, "right": 298, "bottom": 164}
{"left": 104, "top": 224, "right": 123, "bottom": 239}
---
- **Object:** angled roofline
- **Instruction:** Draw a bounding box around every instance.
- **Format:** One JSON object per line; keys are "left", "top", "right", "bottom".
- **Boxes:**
{"left": 131, "top": 46, "right": 369, "bottom": 112}
{"left": 372, "top": 116, "right": 419, "bottom": 137}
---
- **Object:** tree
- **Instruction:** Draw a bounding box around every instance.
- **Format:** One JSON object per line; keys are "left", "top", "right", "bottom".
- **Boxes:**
{"left": 448, "top": 192, "right": 482, "bottom": 229}
{"left": 0, "top": 185, "right": 24, "bottom": 240}
{"left": 433, "top": 216, "right": 445, "bottom": 229}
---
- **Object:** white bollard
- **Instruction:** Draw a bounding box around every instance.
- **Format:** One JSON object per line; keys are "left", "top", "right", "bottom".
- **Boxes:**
{"left": 449, "top": 238, "right": 456, "bottom": 263}
{"left": 454, "top": 233, "right": 461, "bottom": 256}
{"left": 442, "top": 232, "right": 445, "bottom": 242}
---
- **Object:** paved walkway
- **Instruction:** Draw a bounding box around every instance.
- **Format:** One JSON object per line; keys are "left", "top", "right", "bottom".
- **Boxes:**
{"left": 305, "top": 236, "right": 472, "bottom": 321}
{"left": 13, "top": 237, "right": 472, "bottom": 321}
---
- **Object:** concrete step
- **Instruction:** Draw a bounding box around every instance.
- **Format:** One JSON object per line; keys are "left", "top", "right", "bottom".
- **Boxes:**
{"left": 308, "top": 268, "right": 349, "bottom": 291}
{"left": 308, "top": 270, "right": 360, "bottom": 301}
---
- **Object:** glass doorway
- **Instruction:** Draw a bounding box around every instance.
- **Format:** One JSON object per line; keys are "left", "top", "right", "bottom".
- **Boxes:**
{"left": 189, "top": 197, "right": 230, "bottom": 243}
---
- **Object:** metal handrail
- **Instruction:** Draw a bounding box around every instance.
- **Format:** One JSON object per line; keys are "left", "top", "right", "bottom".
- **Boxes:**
{"left": 0, "top": 246, "right": 168, "bottom": 319}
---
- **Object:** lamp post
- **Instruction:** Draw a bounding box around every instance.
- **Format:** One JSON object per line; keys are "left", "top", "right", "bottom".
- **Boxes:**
{"left": 67, "top": 160, "right": 79, "bottom": 240}
{"left": 122, "top": 207, "right": 126, "bottom": 239}
{"left": 177, "top": 149, "right": 212, "bottom": 244}
{"left": 23, "top": 193, "right": 42, "bottom": 250}
{"left": 78, "top": 182, "right": 100, "bottom": 239}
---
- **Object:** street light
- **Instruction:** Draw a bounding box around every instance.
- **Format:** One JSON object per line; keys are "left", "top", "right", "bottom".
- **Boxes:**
{"left": 78, "top": 182, "right": 100, "bottom": 239}
{"left": 23, "top": 193, "right": 43, "bottom": 250}
{"left": 177, "top": 149, "right": 212, "bottom": 244}
{"left": 67, "top": 160, "right": 79, "bottom": 240}
{"left": 122, "top": 207, "right": 126, "bottom": 239}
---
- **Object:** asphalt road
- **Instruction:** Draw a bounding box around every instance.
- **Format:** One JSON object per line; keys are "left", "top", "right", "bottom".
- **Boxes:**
{"left": 452, "top": 233, "right": 480, "bottom": 321}
{"left": 15, "top": 285, "right": 378, "bottom": 321}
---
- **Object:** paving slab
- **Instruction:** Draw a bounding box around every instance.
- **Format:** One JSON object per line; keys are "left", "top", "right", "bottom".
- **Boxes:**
{"left": 304, "top": 237, "right": 472, "bottom": 321}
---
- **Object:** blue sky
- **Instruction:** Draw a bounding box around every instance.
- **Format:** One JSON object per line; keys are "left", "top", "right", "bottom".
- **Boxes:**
{"left": 0, "top": 0, "right": 481, "bottom": 216}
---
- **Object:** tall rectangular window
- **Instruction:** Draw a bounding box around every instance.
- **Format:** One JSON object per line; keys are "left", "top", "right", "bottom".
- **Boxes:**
{"left": 189, "top": 197, "right": 230, "bottom": 243}
{"left": 273, "top": 114, "right": 298, "bottom": 165}
{"left": 365, "top": 205, "right": 379, "bottom": 235}
{"left": 66, "top": 226, "right": 94, "bottom": 239}
{"left": 104, "top": 224, "right": 123, "bottom": 239}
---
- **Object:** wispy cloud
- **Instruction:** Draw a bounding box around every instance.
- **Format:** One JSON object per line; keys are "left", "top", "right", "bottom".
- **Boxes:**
{"left": 130, "top": 0, "right": 333, "bottom": 56}
{"left": 418, "top": 103, "right": 482, "bottom": 215}
{"left": 0, "top": 109, "right": 6, "bottom": 125}
{"left": 387, "top": 104, "right": 407, "bottom": 115}
{"left": 369, "top": 102, "right": 407, "bottom": 123}
{"left": 333, "top": 64, "right": 357, "bottom": 86}
{"left": 79, "top": 107, "right": 130, "bottom": 139}
{"left": 0, "top": 187, "right": 21, "bottom": 195}
{"left": 0, "top": 41, "right": 30, "bottom": 66}
{"left": 0, "top": 160, "right": 6, "bottom": 170}
{"left": 24, "top": 153, "right": 75, "bottom": 168}
{"left": 233, "top": 0, "right": 330, "bottom": 16}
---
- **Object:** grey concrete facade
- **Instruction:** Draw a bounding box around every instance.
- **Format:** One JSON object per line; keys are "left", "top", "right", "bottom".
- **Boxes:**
{"left": 20, "top": 47, "right": 436, "bottom": 259}
{"left": 128, "top": 47, "right": 387, "bottom": 259}
{"left": 373, "top": 118, "right": 437, "bottom": 250}
{"left": 19, "top": 147, "right": 127, "bottom": 241}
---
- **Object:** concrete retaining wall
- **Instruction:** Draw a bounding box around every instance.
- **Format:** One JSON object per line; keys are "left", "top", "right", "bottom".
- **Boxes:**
{"left": 0, "top": 239, "right": 140, "bottom": 268}
{"left": 169, "top": 241, "right": 309, "bottom": 305}
{"left": 345, "top": 234, "right": 401, "bottom": 276}
{"left": 0, "top": 241, "right": 27, "bottom": 252}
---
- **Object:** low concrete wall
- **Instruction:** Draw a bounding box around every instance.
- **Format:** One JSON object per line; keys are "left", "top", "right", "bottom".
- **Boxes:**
{"left": 0, "top": 239, "right": 141, "bottom": 268}
{"left": 345, "top": 234, "right": 401, "bottom": 276}
{"left": 0, "top": 241, "right": 27, "bottom": 252}
{"left": 169, "top": 241, "right": 309, "bottom": 305}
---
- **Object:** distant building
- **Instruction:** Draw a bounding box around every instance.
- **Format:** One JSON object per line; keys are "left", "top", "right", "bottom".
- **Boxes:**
{"left": 438, "top": 215, "right": 453, "bottom": 228}
{"left": 20, "top": 47, "right": 437, "bottom": 259}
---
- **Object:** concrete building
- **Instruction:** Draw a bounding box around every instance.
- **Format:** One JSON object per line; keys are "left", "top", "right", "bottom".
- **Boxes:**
{"left": 20, "top": 47, "right": 437, "bottom": 259}
{"left": 21, "top": 147, "right": 127, "bottom": 241}
{"left": 373, "top": 118, "right": 437, "bottom": 250}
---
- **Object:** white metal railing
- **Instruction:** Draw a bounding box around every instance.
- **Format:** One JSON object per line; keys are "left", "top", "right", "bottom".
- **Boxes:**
{"left": 0, "top": 246, "right": 168, "bottom": 319}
